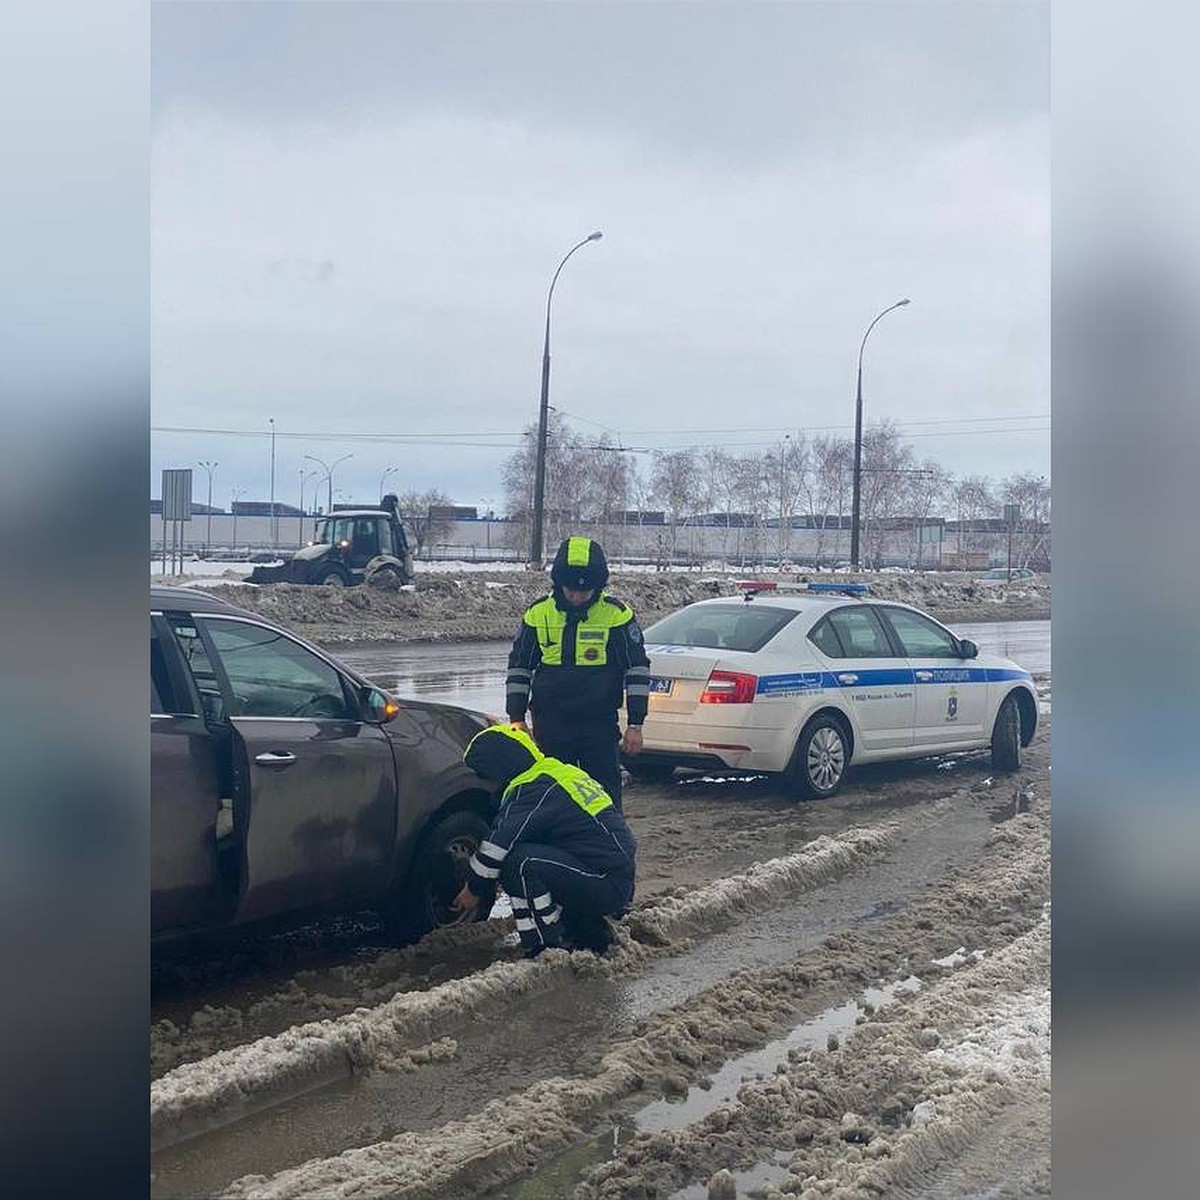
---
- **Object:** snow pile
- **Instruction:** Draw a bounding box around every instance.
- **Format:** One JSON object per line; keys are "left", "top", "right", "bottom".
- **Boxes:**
{"left": 176, "top": 567, "right": 1050, "bottom": 647}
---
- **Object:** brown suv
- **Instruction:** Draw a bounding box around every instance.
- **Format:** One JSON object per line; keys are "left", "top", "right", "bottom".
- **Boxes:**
{"left": 151, "top": 586, "right": 496, "bottom": 943}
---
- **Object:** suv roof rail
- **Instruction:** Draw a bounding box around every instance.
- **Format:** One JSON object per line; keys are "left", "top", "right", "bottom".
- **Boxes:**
{"left": 734, "top": 579, "right": 870, "bottom": 601}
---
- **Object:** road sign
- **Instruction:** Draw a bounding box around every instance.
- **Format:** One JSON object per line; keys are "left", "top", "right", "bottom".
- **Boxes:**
{"left": 162, "top": 469, "right": 193, "bottom": 522}
{"left": 1003, "top": 503, "right": 1021, "bottom": 526}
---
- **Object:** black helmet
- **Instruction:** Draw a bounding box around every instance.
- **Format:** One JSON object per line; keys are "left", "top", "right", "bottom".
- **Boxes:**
{"left": 550, "top": 536, "right": 609, "bottom": 591}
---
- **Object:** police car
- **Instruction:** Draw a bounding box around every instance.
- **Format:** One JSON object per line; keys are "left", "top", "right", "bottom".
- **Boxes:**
{"left": 625, "top": 581, "right": 1037, "bottom": 797}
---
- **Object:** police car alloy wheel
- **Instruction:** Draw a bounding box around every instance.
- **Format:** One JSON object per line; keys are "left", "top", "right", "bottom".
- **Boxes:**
{"left": 791, "top": 714, "right": 849, "bottom": 799}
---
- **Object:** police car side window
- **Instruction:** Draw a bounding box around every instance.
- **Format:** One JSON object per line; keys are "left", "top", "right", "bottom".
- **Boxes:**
{"left": 808, "top": 616, "right": 845, "bottom": 658}
{"left": 824, "top": 608, "right": 894, "bottom": 658}
{"left": 880, "top": 608, "right": 958, "bottom": 658}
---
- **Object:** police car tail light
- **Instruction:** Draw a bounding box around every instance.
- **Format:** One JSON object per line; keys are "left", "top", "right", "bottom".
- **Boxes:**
{"left": 700, "top": 670, "right": 758, "bottom": 704}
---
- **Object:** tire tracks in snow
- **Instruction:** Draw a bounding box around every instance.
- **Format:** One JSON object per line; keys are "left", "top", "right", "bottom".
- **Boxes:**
{"left": 218, "top": 807, "right": 1048, "bottom": 1199}
{"left": 151, "top": 821, "right": 896, "bottom": 1151}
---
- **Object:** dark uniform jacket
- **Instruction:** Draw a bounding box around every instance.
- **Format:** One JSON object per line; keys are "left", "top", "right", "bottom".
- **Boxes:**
{"left": 463, "top": 726, "right": 638, "bottom": 894}
{"left": 506, "top": 589, "right": 651, "bottom": 726}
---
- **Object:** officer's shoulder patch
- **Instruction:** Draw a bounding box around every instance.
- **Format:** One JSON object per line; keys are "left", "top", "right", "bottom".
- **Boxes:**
{"left": 602, "top": 594, "right": 629, "bottom": 612}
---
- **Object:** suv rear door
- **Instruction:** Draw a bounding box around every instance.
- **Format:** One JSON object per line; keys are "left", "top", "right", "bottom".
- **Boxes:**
{"left": 170, "top": 612, "right": 399, "bottom": 925}
{"left": 150, "top": 615, "right": 229, "bottom": 935}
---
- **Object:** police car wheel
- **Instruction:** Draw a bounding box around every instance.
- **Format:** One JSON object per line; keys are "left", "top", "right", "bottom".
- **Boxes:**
{"left": 790, "top": 714, "right": 849, "bottom": 800}
{"left": 625, "top": 759, "right": 676, "bottom": 783}
{"left": 990, "top": 694, "right": 1022, "bottom": 773}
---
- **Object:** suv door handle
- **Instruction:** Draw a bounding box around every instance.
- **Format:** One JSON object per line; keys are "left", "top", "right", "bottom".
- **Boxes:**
{"left": 915, "top": 670, "right": 934, "bottom": 681}
{"left": 837, "top": 673, "right": 859, "bottom": 685}
{"left": 255, "top": 751, "right": 297, "bottom": 766}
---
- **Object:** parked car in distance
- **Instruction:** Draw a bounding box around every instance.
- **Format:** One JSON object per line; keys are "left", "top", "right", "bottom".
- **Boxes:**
{"left": 975, "top": 567, "right": 1036, "bottom": 585}
{"left": 151, "top": 585, "right": 495, "bottom": 944}
{"left": 623, "top": 580, "right": 1037, "bottom": 798}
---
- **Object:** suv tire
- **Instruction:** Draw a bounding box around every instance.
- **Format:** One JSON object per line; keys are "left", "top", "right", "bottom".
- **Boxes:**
{"left": 990, "top": 694, "right": 1022, "bottom": 773}
{"left": 788, "top": 713, "right": 850, "bottom": 800}
{"left": 384, "top": 809, "right": 491, "bottom": 943}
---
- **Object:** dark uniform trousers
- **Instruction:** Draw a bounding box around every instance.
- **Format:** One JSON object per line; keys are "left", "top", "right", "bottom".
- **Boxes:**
{"left": 532, "top": 717, "right": 624, "bottom": 811}
{"left": 500, "top": 843, "right": 634, "bottom": 955}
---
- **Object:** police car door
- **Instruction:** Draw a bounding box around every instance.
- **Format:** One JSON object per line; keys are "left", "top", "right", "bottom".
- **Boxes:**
{"left": 874, "top": 606, "right": 988, "bottom": 746}
{"left": 812, "top": 606, "right": 914, "bottom": 751}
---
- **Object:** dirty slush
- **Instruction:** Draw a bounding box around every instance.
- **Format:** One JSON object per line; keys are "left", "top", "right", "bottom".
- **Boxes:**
{"left": 150, "top": 570, "right": 1050, "bottom": 1199}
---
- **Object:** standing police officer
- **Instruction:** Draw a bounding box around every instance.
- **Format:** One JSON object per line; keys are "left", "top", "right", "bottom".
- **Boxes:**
{"left": 506, "top": 536, "right": 650, "bottom": 810}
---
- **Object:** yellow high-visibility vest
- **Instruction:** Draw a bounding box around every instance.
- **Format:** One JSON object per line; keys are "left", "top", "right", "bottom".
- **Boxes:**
{"left": 522, "top": 593, "right": 633, "bottom": 667}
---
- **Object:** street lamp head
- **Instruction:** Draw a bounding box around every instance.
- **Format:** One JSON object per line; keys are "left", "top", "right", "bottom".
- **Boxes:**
{"left": 587, "top": 231, "right": 603, "bottom": 242}
{"left": 896, "top": 298, "right": 911, "bottom": 306}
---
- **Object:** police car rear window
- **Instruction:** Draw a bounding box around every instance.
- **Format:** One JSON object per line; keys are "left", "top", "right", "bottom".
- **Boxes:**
{"left": 644, "top": 604, "right": 797, "bottom": 653}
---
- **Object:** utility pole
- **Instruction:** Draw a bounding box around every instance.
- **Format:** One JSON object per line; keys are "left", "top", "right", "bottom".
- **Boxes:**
{"left": 198, "top": 460, "right": 218, "bottom": 554}
{"left": 1005, "top": 503, "right": 1020, "bottom": 578}
{"left": 268, "top": 417, "right": 277, "bottom": 549}
{"left": 231, "top": 487, "right": 245, "bottom": 552}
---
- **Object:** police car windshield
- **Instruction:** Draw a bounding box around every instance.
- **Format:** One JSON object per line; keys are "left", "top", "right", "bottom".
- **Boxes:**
{"left": 644, "top": 604, "right": 797, "bottom": 653}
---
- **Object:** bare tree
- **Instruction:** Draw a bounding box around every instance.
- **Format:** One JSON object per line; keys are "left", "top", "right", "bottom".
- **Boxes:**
{"left": 950, "top": 475, "right": 998, "bottom": 562}
{"left": 803, "top": 435, "right": 853, "bottom": 563}
{"left": 1001, "top": 472, "right": 1051, "bottom": 569}
{"left": 397, "top": 488, "right": 456, "bottom": 557}
{"left": 859, "top": 420, "right": 917, "bottom": 567}
{"left": 650, "top": 449, "right": 701, "bottom": 567}
{"left": 906, "top": 460, "right": 951, "bottom": 568}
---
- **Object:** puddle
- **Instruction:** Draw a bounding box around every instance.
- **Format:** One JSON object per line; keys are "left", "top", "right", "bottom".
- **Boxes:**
{"left": 634, "top": 976, "right": 922, "bottom": 1136}
{"left": 669, "top": 1150, "right": 793, "bottom": 1200}
{"left": 497, "top": 975, "right": 922, "bottom": 1199}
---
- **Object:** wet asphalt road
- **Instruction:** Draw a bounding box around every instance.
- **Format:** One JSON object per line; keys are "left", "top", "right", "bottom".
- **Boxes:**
{"left": 334, "top": 619, "right": 1051, "bottom": 712}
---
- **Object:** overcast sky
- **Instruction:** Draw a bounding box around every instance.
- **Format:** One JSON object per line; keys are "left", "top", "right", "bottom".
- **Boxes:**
{"left": 151, "top": 0, "right": 1049, "bottom": 512}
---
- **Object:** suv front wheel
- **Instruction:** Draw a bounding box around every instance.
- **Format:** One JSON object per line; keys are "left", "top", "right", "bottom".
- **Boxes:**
{"left": 384, "top": 809, "right": 491, "bottom": 943}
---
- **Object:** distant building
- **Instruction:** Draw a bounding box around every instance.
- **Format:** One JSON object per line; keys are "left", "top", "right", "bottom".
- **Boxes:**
{"left": 231, "top": 500, "right": 302, "bottom": 517}
{"left": 150, "top": 499, "right": 225, "bottom": 516}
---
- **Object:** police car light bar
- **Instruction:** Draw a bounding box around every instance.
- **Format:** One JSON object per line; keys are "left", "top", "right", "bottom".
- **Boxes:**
{"left": 735, "top": 579, "right": 870, "bottom": 599}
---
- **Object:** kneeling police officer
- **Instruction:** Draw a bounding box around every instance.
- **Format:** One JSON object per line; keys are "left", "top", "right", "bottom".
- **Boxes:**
{"left": 453, "top": 723, "right": 637, "bottom": 957}
{"left": 505, "top": 536, "right": 650, "bottom": 810}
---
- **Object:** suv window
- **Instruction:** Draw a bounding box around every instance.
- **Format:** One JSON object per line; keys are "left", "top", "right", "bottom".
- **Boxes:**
{"left": 822, "top": 607, "right": 894, "bottom": 658}
{"left": 167, "top": 613, "right": 225, "bottom": 722}
{"left": 644, "top": 604, "right": 797, "bottom": 653}
{"left": 878, "top": 607, "right": 958, "bottom": 658}
{"left": 151, "top": 625, "right": 174, "bottom": 714}
{"left": 201, "top": 618, "right": 355, "bottom": 720}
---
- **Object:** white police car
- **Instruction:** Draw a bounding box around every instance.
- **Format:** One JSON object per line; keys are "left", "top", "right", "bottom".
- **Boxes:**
{"left": 625, "top": 581, "right": 1037, "bottom": 797}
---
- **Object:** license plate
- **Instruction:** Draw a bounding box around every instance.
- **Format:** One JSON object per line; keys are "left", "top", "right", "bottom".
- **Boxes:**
{"left": 649, "top": 676, "right": 674, "bottom": 695}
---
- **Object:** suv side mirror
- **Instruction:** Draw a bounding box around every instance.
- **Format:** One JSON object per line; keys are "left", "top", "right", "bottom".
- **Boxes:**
{"left": 957, "top": 638, "right": 979, "bottom": 660}
{"left": 363, "top": 687, "right": 401, "bottom": 724}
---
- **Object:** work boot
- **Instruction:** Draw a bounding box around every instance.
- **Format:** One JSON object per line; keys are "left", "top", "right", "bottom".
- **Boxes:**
{"left": 562, "top": 913, "right": 616, "bottom": 954}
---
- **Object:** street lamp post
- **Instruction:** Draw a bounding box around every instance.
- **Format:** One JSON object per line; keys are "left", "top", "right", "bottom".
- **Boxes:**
{"left": 304, "top": 452, "right": 353, "bottom": 516}
{"left": 530, "top": 230, "right": 603, "bottom": 566}
{"left": 299, "top": 469, "right": 320, "bottom": 543}
{"left": 198, "top": 460, "right": 218, "bottom": 554}
{"left": 379, "top": 465, "right": 398, "bottom": 498}
{"left": 230, "top": 487, "right": 245, "bottom": 551}
{"left": 850, "top": 299, "right": 910, "bottom": 568}
{"left": 268, "top": 418, "right": 277, "bottom": 549}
